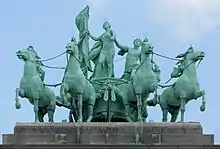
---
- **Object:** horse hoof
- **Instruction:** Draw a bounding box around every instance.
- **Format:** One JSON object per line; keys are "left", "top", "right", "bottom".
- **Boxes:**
{"left": 86, "top": 116, "right": 93, "bottom": 122}
{"left": 137, "top": 118, "right": 143, "bottom": 122}
{"left": 15, "top": 103, "right": 21, "bottom": 109}
{"left": 126, "top": 116, "right": 133, "bottom": 122}
{"left": 77, "top": 119, "right": 83, "bottom": 123}
{"left": 200, "top": 104, "right": 205, "bottom": 112}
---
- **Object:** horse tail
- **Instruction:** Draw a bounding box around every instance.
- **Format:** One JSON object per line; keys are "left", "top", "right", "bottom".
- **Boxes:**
{"left": 158, "top": 95, "right": 161, "bottom": 103}
{"left": 147, "top": 97, "right": 158, "bottom": 107}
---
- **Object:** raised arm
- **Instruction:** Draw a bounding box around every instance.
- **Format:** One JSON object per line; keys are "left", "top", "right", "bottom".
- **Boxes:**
{"left": 115, "top": 39, "right": 128, "bottom": 51}
{"left": 77, "top": 34, "right": 86, "bottom": 46}
{"left": 88, "top": 32, "right": 101, "bottom": 41}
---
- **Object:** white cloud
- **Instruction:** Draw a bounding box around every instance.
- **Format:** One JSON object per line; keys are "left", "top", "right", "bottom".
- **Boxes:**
{"left": 84, "top": 0, "right": 220, "bottom": 41}
{"left": 144, "top": 0, "right": 220, "bottom": 41}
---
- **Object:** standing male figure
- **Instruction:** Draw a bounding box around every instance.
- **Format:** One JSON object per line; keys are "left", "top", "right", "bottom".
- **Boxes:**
{"left": 114, "top": 38, "right": 142, "bottom": 80}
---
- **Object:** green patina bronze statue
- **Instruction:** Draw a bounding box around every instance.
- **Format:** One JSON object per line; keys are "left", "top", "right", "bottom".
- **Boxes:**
{"left": 15, "top": 6, "right": 206, "bottom": 123}
{"left": 15, "top": 47, "right": 56, "bottom": 122}
{"left": 75, "top": 5, "right": 92, "bottom": 78}
{"left": 87, "top": 21, "right": 116, "bottom": 79}
{"left": 148, "top": 46, "right": 206, "bottom": 122}
{"left": 117, "top": 37, "right": 158, "bottom": 122}
{"left": 60, "top": 35, "right": 96, "bottom": 122}
{"left": 115, "top": 38, "right": 142, "bottom": 80}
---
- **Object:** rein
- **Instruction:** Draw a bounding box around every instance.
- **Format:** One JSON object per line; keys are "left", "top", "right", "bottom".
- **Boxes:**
{"left": 158, "top": 60, "right": 198, "bottom": 89}
{"left": 28, "top": 47, "right": 202, "bottom": 88}
{"left": 152, "top": 51, "right": 201, "bottom": 85}
{"left": 116, "top": 54, "right": 149, "bottom": 86}
{"left": 40, "top": 51, "right": 66, "bottom": 62}
{"left": 153, "top": 52, "right": 179, "bottom": 61}
{"left": 152, "top": 51, "right": 179, "bottom": 84}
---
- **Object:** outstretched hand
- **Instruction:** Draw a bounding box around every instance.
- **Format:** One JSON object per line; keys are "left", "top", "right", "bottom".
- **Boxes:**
{"left": 117, "top": 49, "right": 126, "bottom": 56}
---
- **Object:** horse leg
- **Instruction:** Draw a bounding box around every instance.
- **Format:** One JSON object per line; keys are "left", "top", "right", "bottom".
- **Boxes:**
{"left": 15, "top": 88, "right": 25, "bottom": 109}
{"left": 122, "top": 96, "right": 133, "bottom": 122}
{"left": 159, "top": 98, "right": 168, "bottom": 122}
{"left": 142, "top": 110, "right": 148, "bottom": 122}
{"left": 153, "top": 84, "right": 158, "bottom": 105}
{"left": 124, "top": 104, "right": 133, "bottom": 122}
{"left": 170, "top": 110, "right": 179, "bottom": 122}
{"left": 70, "top": 96, "right": 77, "bottom": 123}
{"left": 68, "top": 109, "right": 75, "bottom": 122}
{"left": 47, "top": 109, "right": 54, "bottom": 122}
{"left": 195, "top": 90, "right": 206, "bottom": 112}
{"left": 86, "top": 104, "right": 94, "bottom": 122}
{"left": 60, "top": 83, "right": 69, "bottom": 104}
{"left": 47, "top": 97, "right": 56, "bottom": 122}
{"left": 142, "top": 100, "right": 148, "bottom": 122}
{"left": 136, "top": 94, "right": 142, "bottom": 122}
{"left": 33, "top": 99, "right": 39, "bottom": 122}
{"left": 38, "top": 112, "right": 44, "bottom": 122}
{"left": 180, "top": 98, "right": 186, "bottom": 122}
{"left": 77, "top": 93, "right": 83, "bottom": 122}
{"left": 38, "top": 107, "right": 47, "bottom": 122}
{"left": 86, "top": 94, "right": 96, "bottom": 122}
{"left": 162, "top": 108, "right": 168, "bottom": 122}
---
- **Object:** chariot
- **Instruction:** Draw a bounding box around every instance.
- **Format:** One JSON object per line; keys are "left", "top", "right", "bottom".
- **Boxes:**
{"left": 15, "top": 5, "right": 206, "bottom": 123}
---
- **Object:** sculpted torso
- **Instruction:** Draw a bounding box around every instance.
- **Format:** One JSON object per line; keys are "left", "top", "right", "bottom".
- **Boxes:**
{"left": 125, "top": 48, "right": 140, "bottom": 72}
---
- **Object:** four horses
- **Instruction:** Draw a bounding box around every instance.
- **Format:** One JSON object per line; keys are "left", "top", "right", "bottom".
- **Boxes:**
{"left": 15, "top": 42, "right": 205, "bottom": 123}
{"left": 15, "top": 48, "right": 56, "bottom": 122}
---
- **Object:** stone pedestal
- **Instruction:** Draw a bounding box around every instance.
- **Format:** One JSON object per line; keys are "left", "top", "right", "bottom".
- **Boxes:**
{"left": 2, "top": 122, "right": 214, "bottom": 146}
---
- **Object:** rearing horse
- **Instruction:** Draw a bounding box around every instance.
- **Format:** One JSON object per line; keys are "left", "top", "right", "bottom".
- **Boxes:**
{"left": 150, "top": 47, "right": 206, "bottom": 122}
{"left": 15, "top": 48, "right": 56, "bottom": 122}
{"left": 119, "top": 38, "right": 158, "bottom": 122}
{"left": 172, "top": 47, "right": 206, "bottom": 122}
{"left": 60, "top": 36, "right": 96, "bottom": 122}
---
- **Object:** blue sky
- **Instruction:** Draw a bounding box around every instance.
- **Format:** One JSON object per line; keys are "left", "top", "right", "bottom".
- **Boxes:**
{"left": 0, "top": 0, "right": 220, "bottom": 143}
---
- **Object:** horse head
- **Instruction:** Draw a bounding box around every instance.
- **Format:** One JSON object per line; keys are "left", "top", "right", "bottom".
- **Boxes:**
{"left": 16, "top": 47, "right": 37, "bottom": 63}
{"left": 141, "top": 37, "right": 154, "bottom": 56}
{"left": 183, "top": 49, "right": 205, "bottom": 69}
{"left": 176, "top": 46, "right": 205, "bottom": 66}
{"left": 66, "top": 37, "right": 79, "bottom": 57}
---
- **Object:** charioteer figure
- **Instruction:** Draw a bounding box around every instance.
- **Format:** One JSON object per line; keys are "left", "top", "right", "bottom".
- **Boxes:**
{"left": 171, "top": 45, "right": 195, "bottom": 78}
{"left": 114, "top": 38, "right": 142, "bottom": 80}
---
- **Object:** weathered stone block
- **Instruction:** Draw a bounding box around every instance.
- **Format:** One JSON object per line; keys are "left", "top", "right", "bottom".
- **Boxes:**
{"left": 2, "top": 122, "right": 214, "bottom": 146}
